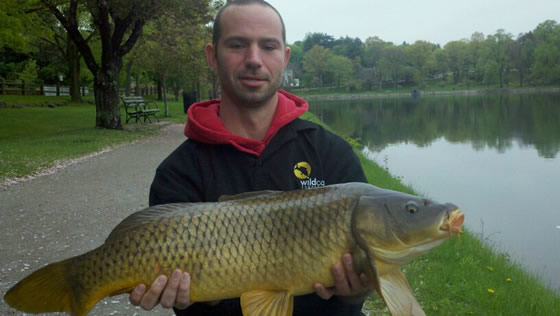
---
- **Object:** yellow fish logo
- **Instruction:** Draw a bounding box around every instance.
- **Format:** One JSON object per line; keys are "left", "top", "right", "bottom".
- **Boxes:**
{"left": 294, "top": 162, "right": 311, "bottom": 180}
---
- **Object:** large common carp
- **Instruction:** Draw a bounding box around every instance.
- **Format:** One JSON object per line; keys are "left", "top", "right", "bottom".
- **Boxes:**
{"left": 4, "top": 182, "right": 464, "bottom": 316}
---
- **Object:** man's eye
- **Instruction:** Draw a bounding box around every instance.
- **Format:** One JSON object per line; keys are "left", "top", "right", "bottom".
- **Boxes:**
{"left": 263, "top": 45, "right": 277, "bottom": 51}
{"left": 229, "top": 43, "right": 244, "bottom": 49}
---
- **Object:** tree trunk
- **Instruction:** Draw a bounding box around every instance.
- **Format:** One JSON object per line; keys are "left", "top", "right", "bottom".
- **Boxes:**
{"left": 68, "top": 34, "right": 81, "bottom": 102}
{"left": 157, "top": 79, "right": 162, "bottom": 100}
{"left": 125, "top": 60, "right": 133, "bottom": 96}
{"left": 499, "top": 66, "right": 504, "bottom": 88}
{"left": 41, "top": 0, "right": 147, "bottom": 130}
{"left": 173, "top": 82, "right": 179, "bottom": 101}
{"left": 94, "top": 70, "right": 122, "bottom": 129}
{"left": 161, "top": 71, "right": 169, "bottom": 117}
{"left": 134, "top": 71, "right": 140, "bottom": 96}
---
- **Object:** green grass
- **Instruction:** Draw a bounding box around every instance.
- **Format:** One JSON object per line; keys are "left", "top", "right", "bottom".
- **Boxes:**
{"left": 0, "top": 95, "right": 83, "bottom": 106}
{"left": 147, "top": 97, "right": 189, "bottom": 124}
{"left": 0, "top": 95, "right": 187, "bottom": 183}
{"left": 290, "top": 77, "right": 560, "bottom": 98}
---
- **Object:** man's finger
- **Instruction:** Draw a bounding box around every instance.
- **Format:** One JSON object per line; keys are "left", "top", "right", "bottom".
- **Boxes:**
{"left": 313, "top": 282, "right": 335, "bottom": 300}
{"left": 160, "top": 270, "right": 182, "bottom": 308}
{"left": 129, "top": 284, "right": 146, "bottom": 306}
{"left": 341, "top": 254, "right": 362, "bottom": 290}
{"left": 141, "top": 275, "right": 167, "bottom": 310}
{"left": 174, "top": 272, "right": 192, "bottom": 310}
{"left": 332, "top": 263, "right": 351, "bottom": 295}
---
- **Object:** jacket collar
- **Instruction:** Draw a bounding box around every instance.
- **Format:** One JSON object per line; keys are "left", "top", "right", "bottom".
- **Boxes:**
{"left": 185, "top": 90, "right": 308, "bottom": 156}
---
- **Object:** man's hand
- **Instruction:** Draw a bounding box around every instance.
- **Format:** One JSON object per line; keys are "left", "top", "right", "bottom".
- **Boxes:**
{"left": 313, "top": 253, "right": 370, "bottom": 299}
{"left": 129, "top": 269, "right": 192, "bottom": 310}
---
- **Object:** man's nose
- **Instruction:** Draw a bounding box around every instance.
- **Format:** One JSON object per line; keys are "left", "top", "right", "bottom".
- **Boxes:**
{"left": 244, "top": 45, "right": 263, "bottom": 68}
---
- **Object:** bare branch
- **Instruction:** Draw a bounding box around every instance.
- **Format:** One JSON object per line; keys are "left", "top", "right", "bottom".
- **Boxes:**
{"left": 118, "top": 19, "right": 145, "bottom": 57}
{"left": 111, "top": 10, "right": 136, "bottom": 52}
{"left": 41, "top": 0, "right": 99, "bottom": 74}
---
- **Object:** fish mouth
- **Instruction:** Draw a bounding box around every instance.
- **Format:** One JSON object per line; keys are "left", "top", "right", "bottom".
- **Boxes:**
{"left": 439, "top": 209, "right": 465, "bottom": 239}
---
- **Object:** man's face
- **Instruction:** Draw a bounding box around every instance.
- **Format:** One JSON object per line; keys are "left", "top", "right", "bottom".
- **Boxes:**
{"left": 206, "top": 4, "right": 290, "bottom": 107}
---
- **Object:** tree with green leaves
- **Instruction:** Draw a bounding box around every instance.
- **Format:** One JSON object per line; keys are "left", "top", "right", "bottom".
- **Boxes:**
{"left": 133, "top": 3, "right": 213, "bottom": 116}
{"left": 532, "top": 20, "right": 560, "bottom": 84}
{"left": 0, "top": 1, "right": 33, "bottom": 54}
{"left": 302, "top": 32, "right": 335, "bottom": 52}
{"left": 485, "top": 29, "right": 514, "bottom": 88}
{"left": 379, "top": 45, "right": 406, "bottom": 88}
{"left": 361, "top": 36, "right": 386, "bottom": 89}
{"left": 406, "top": 40, "right": 437, "bottom": 87}
{"left": 303, "top": 45, "right": 332, "bottom": 87}
{"left": 444, "top": 40, "right": 469, "bottom": 84}
{"left": 34, "top": 0, "right": 212, "bottom": 129}
{"left": 332, "top": 36, "right": 362, "bottom": 60}
{"left": 326, "top": 54, "right": 354, "bottom": 87}
{"left": 468, "top": 32, "right": 486, "bottom": 82}
{"left": 30, "top": 8, "right": 96, "bottom": 102}
{"left": 510, "top": 32, "right": 536, "bottom": 87}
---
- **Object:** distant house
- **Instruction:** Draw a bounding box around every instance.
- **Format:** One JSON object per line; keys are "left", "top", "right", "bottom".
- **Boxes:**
{"left": 282, "top": 69, "right": 300, "bottom": 87}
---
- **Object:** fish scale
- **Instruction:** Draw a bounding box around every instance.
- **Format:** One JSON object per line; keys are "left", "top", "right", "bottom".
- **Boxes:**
{"left": 4, "top": 183, "right": 464, "bottom": 316}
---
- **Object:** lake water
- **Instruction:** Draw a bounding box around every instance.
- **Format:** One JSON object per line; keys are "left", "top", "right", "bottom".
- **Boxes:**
{"left": 308, "top": 92, "right": 560, "bottom": 291}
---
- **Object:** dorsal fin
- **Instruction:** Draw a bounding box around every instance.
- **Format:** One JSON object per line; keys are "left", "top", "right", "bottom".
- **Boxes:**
{"left": 218, "top": 190, "right": 279, "bottom": 201}
{"left": 105, "top": 203, "right": 192, "bottom": 242}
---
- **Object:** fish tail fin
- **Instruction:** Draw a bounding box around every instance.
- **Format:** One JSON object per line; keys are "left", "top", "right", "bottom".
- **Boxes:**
{"left": 3, "top": 258, "right": 92, "bottom": 316}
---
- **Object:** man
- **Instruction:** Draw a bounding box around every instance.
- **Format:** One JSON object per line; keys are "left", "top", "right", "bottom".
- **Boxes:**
{"left": 130, "top": 0, "right": 370, "bottom": 314}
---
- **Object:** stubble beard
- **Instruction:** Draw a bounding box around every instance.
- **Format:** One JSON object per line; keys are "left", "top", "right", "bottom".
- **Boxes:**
{"left": 220, "top": 70, "right": 283, "bottom": 109}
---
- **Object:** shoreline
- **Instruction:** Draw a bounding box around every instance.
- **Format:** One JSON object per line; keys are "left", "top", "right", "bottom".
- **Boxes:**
{"left": 298, "top": 86, "right": 560, "bottom": 100}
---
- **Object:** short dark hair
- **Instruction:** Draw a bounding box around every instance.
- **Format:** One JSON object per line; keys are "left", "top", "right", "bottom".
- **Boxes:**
{"left": 212, "top": 0, "right": 286, "bottom": 46}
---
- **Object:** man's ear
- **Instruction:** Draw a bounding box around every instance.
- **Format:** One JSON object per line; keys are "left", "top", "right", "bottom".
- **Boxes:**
{"left": 205, "top": 43, "right": 218, "bottom": 72}
{"left": 284, "top": 46, "right": 291, "bottom": 67}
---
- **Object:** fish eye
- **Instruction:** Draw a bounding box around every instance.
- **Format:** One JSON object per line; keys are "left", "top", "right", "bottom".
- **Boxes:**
{"left": 406, "top": 202, "right": 418, "bottom": 214}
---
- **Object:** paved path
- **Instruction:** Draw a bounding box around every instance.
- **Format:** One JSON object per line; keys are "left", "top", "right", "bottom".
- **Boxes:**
{"left": 0, "top": 124, "right": 186, "bottom": 315}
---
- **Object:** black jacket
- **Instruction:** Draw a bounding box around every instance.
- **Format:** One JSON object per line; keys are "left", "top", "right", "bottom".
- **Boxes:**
{"left": 149, "top": 118, "right": 367, "bottom": 315}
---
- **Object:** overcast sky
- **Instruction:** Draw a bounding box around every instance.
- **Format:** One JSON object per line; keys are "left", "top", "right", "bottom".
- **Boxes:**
{"left": 266, "top": 0, "right": 560, "bottom": 46}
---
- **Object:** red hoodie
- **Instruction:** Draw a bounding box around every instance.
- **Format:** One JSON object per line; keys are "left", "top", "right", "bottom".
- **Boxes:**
{"left": 185, "top": 90, "right": 308, "bottom": 156}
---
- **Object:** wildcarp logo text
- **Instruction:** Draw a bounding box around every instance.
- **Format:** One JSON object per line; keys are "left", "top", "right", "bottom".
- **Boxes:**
{"left": 293, "top": 161, "right": 325, "bottom": 189}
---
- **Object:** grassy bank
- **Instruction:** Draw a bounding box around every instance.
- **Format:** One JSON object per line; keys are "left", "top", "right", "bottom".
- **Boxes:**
{"left": 0, "top": 95, "right": 186, "bottom": 184}
{"left": 290, "top": 79, "right": 560, "bottom": 98}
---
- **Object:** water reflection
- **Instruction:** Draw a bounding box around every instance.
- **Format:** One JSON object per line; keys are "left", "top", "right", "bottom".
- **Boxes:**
{"left": 310, "top": 93, "right": 560, "bottom": 158}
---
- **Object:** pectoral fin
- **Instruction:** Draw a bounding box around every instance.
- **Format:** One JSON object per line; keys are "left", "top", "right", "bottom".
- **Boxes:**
{"left": 240, "top": 290, "right": 293, "bottom": 316}
{"left": 379, "top": 269, "right": 425, "bottom": 316}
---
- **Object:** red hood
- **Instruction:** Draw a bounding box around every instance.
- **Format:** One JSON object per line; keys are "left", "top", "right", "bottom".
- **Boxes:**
{"left": 185, "top": 90, "right": 308, "bottom": 156}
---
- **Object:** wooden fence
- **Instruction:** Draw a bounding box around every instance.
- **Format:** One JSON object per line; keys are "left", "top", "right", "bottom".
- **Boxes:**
{"left": 0, "top": 80, "right": 89, "bottom": 96}
{"left": 0, "top": 80, "right": 157, "bottom": 97}
{"left": 119, "top": 86, "right": 158, "bottom": 96}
